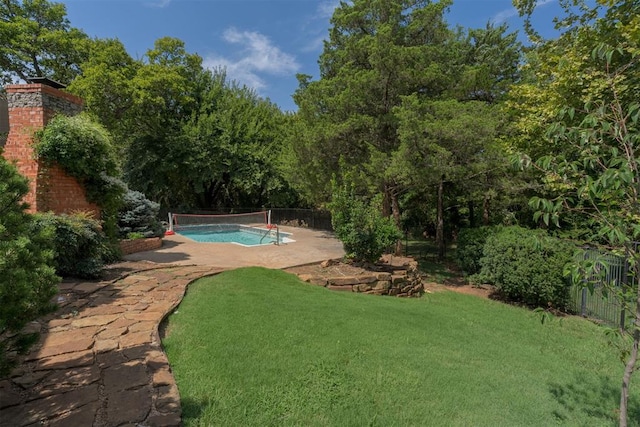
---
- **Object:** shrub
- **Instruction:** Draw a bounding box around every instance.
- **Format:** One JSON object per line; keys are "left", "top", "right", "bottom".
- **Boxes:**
{"left": 34, "top": 212, "right": 117, "bottom": 279}
{"left": 0, "top": 158, "right": 59, "bottom": 376}
{"left": 456, "top": 226, "right": 501, "bottom": 275}
{"left": 35, "top": 114, "right": 120, "bottom": 203}
{"left": 477, "top": 226, "right": 576, "bottom": 310}
{"left": 35, "top": 113, "right": 126, "bottom": 238}
{"left": 329, "top": 184, "right": 400, "bottom": 263}
{"left": 117, "top": 190, "right": 164, "bottom": 238}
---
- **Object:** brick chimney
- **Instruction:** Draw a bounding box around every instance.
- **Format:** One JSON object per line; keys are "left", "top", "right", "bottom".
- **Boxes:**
{"left": 2, "top": 80, "right": 100, "bottom": 217}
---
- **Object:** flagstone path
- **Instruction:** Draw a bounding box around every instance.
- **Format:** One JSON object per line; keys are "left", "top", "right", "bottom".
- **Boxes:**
{"left": 0, "top": 263, "right": 223, "bottom": 427}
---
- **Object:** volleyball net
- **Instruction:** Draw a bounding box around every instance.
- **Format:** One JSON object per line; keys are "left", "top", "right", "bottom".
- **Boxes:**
{"left": 168, "top": 210, "right": 271, "bottom": 232}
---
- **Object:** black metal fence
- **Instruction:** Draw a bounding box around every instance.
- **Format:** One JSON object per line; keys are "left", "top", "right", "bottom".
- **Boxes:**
{"left": 268, "top": 208, "right": 333, "bottom": 231}
{"left": 571, "top": 244, "right": 637, "bottom": 328}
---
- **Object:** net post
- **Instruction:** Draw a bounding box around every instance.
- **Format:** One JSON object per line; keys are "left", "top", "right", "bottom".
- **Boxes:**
{"left": 267, "top": 210, "right": 271, "bottom": 226}
{"left": 168, "top": 212, "right": 173, "bottom": 232}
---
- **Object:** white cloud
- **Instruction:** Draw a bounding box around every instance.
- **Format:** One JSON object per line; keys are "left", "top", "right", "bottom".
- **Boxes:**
{"left": 299, "top": 0, "right": 341, "bottom": 52}
{"left": 146, "top": 0, "right": 171, "bottom": 8}
{"left": 318, "top": 0, "right": 341, "bottom": 18}
{"left": 491, "top": 0, "right": 556, "bottom": 24}
{"left": 302, "top": 35, "right": 327, "bottom": 53}
{"left": 203, "top": 28, "right": 300, "bottom": 91}
{"left": 491, "top": 7, "right": 518, "bottom": 24}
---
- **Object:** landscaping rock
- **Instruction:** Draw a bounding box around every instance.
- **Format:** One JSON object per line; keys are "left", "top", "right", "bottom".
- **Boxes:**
{"left": 320, "top": 259, "right": 338, "bottom": 268}
{"left": 328, "top": 276, "right": 361, "bottom": 286}
{"left": 327, "top": 285, "right": 353, "bottom": 292}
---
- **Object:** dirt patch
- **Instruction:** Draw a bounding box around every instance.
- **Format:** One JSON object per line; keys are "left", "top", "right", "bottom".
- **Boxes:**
{"left": 285, "top": 261, "right": 372, "bottom": 278}
{"left": 423, "top": 281, "right": 496, "bottom": 299}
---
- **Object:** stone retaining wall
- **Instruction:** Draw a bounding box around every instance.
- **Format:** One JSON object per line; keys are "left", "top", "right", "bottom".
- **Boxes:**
{"left": 297, "top": 255, "right": 424, "bottom": 297}
{"left": 119, "top": 237, "right": 162, "bottom": 255}
{"left": 6, "top": 84, "right": 83, "bottom": 116}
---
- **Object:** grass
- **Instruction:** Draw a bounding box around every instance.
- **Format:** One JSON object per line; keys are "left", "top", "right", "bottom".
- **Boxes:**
{"left": 163, "top": 267, "right": 639, "bottom": 426}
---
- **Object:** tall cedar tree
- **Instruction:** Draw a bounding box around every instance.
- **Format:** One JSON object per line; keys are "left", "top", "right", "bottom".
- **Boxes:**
{"left": 294, "top": 0, "right": 457, "bottom": 231}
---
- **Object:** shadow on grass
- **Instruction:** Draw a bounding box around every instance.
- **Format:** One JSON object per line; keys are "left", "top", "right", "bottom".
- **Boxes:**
{"left": 180, "top": 396, "right": 207, "bottom": 425}
{"left": 549, "top": 373, "right": 640, "bottom": 426}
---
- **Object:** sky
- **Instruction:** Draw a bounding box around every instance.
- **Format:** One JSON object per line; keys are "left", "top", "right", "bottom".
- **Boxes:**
{"left": 62, "top": 0, "right": 564, "bottom": 112}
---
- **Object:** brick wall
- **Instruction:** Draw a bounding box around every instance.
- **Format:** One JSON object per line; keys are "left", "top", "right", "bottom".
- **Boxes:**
{"left": 37, "top": 163, "right": 101, "bottom": 217}
{"left": 119, "top": 237, "right": 163, "bottom": 255}
{"left": 1, "top": 83, "right": 99, "bottom": 217}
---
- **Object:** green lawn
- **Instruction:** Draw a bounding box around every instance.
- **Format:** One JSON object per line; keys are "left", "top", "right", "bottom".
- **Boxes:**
{"left": 162, "top": 267, "right": 639, "bottom": 426}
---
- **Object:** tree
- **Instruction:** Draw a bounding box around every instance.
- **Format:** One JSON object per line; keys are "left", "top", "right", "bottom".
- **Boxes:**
{"left": 393, "top": 98, "right": 507, "bottom": 257}
{"left": 527, "top": 69, "right": 640, "bottom": 427}
{"left": 508, "top": 0, "right": 639, "bottom": 162}
{"left": 292, "top": 1, "right": 521, "bottom": 256}
{"left": 0, "top": 0, "right": 90, "bottom": 85}
{"left": 67, "top": 38, "right": 139, "bottom": 153}
{"left": 513, "top": 1, "right": 640, "bottom": 424}
{"left": 293, "top": 0, "right": 458, "bottom": 234}
{"left": 178, "top": 70, "right": 293, "bottom": 210}
{"left": 123, "top": 37, "right": 203, "bottom": 206}
{"left": 457, "top": 23, "right": 521, "bottom": 103}
{"left": 125, "top": 64, "right": 293, "bottom": 211}
{"left": 0, "top": 156, "right": 59, "bottom": 376}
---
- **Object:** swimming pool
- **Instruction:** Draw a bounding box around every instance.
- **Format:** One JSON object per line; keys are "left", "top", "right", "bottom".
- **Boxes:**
{"left": 176, "top": 224, "right": 293, "bottom": 246}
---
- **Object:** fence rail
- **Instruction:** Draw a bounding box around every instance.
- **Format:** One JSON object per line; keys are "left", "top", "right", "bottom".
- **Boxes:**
{"left": 572, "top": 244, "right": 637, "bottom": 328}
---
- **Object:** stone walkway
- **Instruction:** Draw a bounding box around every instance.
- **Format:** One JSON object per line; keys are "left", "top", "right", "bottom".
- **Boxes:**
{"left": 0, "top": 263, "right": 223, "bottom": 426}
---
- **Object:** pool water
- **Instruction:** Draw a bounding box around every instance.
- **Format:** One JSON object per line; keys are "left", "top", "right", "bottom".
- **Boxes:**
{"left": 176, "top": 224, "right": 292, "bottom": 246}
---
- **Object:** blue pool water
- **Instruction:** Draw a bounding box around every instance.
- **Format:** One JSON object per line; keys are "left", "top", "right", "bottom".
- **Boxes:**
{"left": 176, "top": 224, "right": 292, "bottom": 246}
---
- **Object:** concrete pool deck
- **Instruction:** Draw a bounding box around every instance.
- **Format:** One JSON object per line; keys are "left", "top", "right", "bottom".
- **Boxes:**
{"left": 124, "top": 226, "right": 346, "bottom": 269}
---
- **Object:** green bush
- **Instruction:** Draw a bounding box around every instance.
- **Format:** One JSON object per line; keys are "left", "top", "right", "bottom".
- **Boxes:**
{"left": 0, "top": 158, "right": 59, "bottom": 376}
{"left": 117, "top": 190, "right": 164, "bottom": 238}
{"left": 35, "top": 113, "right": 126, "bottom": 238}
{"left": 35, "top": 113, "right": 122, "bottom": 204}
{"left": 34, "top": 212, "right": 117, "bottom": 279}
{"left": 329, "top": 184, "right": 400, "bottom": 263}
{"left": 456, "top": 226, "right": 501, "bottom": 275}
{"left": 477, "top": 226, "right": 576, "bottom": 310}
{"left": 126, "top": 232, "right": 146, "bottom": 240}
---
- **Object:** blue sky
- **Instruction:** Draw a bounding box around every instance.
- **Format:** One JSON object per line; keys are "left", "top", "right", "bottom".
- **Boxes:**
{"left": 62, "top": 0, "right": 563, "bottom": 112}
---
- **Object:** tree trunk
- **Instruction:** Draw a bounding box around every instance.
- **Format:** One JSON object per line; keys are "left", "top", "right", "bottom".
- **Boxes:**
{"left": 382, "top": 186, "right": 392, "bottom": 218}
{"left": 383, "top": 183, "right": 402, "bottom": 256}
{"left": 483, "top": 193, "right": 490, "bottom": 225}
{"left": 390, "top": 188, "right": 402, "bottom": 256}
{"left": 468, "top": 200, "right": 475, "bottom": 228}
{"left": 436, "top": 175, "right": 445, "bottom": 260}
{"left": 619, "top": 262, "right": 639, "bottom": 427}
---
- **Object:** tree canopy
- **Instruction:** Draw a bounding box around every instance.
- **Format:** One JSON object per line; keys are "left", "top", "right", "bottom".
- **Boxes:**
{"left": 0, "top": 0, "right": 89, "bottom": 85}
{"left": 292, "top": 0, "right": 521, "bottom": 254}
